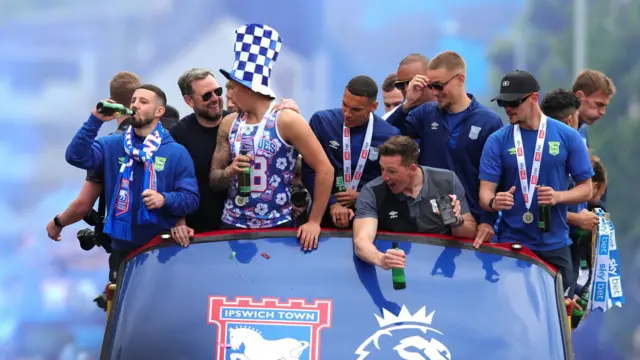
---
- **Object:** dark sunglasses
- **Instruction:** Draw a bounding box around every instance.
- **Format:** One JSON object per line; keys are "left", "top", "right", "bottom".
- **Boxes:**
{"left": 496, "top": 94, "right": 532, "bottom": 108}
{"left": 200, "top": 87, "right": 223, "bottom": 102}
{"left": 427, "top": 73, "right": 461, "bottom": 92}
{"left": 393, "top": 80, "right": 410, "bottom": 92}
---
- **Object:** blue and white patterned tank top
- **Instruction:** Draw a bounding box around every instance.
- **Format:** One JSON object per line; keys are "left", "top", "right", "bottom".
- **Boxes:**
{"left": 222, "top": 110, "right": 298, "bottom": 228}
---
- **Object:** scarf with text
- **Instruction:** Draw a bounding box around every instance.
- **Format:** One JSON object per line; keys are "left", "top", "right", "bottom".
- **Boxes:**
{"left": 104, "top": 122, "right": 164, "bottom": 241}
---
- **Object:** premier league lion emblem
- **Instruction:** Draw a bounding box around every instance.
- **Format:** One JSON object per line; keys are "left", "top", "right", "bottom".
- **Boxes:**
{"left": 354, "top": 305, "right": 451, "bottom": 360}
{"left": 208, "top": 296, "right": 332, "bottom": 360}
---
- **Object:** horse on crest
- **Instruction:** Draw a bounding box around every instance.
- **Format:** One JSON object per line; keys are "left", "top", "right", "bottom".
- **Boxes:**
{"left": 228, "top": 326, "right": 310, "bottom": 360}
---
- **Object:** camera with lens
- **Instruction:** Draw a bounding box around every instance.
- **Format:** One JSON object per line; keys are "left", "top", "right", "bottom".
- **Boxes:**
{"left": 77, "top": 208, "right": 112, "bottom": 253}
{"left": 291, "top": 184, "right": 310, "bottom": 225}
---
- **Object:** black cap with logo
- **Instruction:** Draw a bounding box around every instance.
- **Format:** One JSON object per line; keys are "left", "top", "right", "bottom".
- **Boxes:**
{"left": 491, "top": 70, "right": 540, "bottom": 102}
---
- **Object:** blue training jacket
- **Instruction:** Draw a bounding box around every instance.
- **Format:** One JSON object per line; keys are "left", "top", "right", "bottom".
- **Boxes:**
{"left": 65, "top": 114, "right": 200, "bottom": 251}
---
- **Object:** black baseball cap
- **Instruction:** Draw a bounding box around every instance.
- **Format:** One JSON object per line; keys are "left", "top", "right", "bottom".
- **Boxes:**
{"left": 491, "top": 70, "right": 540, "bottom": 102}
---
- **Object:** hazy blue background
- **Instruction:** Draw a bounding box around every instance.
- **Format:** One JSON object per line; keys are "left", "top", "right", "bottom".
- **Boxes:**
{"left": 1, "top": 0, "right": 638, "bottom": 359}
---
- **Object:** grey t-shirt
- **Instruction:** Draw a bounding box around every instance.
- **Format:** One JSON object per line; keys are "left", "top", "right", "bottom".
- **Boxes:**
{"left": 355, "top": 166, "right": 470, "bottom": 235}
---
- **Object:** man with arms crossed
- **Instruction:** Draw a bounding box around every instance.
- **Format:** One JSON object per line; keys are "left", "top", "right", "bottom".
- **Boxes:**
{"left": 353, "top": 136, "right": 477, "bottom": 269}
{"left": 209, "top": 24, "right": 333, "bottom": 251}
{"left": 479, "top": 70, "right": 594, "bottom": 296}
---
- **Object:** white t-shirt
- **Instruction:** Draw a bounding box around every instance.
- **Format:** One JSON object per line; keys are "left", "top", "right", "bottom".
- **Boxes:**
{"left": 381, "top": 105, "right": 400, "bottom": 120}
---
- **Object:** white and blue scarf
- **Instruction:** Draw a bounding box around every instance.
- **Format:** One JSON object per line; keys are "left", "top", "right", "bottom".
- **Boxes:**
{"left": 104, "top": 123, "right": 164, "bottom": 241}
{"left": 588, "top": 208, "right": 624, "bottom": 313}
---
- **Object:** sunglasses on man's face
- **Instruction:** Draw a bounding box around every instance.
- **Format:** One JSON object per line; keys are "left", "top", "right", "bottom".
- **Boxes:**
{"left": 200, "top": 87, "right": 224, "bottom": 102}
{"left": 427, "top": 73, "right": 461, "bottom": 92}
{"left": 496, "top": 94, "right": 532, "bottom": 108}
{"left": 393, "top": 80, "right": 410, "bottom": 92}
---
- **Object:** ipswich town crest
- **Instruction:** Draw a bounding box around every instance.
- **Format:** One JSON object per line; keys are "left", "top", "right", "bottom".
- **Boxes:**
{"left": 208, "top": 296, "right": 332, "bottom": 360}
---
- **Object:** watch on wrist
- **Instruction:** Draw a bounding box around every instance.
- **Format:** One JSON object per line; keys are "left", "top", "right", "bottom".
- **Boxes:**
{"left": 488, "top": 197, "right": 496, "bottom": 210}
{"left": 54, "top": 215, "right": 64, "bottom": 228}
{"left": 451, "top": 214, "right": 464, "bottom": 228}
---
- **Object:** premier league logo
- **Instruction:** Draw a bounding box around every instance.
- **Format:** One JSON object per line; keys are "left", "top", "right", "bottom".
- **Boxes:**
{"left": 354, "top": 305, "right": 451, "bottom": 360}
{"left": 208, "top": 296, "right": 332, "bottom": 360}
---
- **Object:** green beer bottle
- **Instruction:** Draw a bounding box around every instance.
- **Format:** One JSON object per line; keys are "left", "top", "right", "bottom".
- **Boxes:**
{"left": 96, "top": 101, "right": 134, "bottom": 116}
{"left": 572, "top": 291, "right": 590, "bottom": 317}
{"left": 537, "top": 184, "right": 551, "bottom": 233}
{"left": 391, "top": 242, "right": 406, "bottom": 290}
{"left": 334, "top": 168, "right": 347, "bottom": 193}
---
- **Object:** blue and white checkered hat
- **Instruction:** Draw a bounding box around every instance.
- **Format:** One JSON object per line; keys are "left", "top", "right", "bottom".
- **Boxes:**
{"left": 220, "top": 24, "right": 282, "bottom": 99}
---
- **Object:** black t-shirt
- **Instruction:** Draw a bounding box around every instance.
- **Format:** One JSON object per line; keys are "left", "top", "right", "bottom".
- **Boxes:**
{"left": 169, "top": 112, "right": 230, "bottom": 232}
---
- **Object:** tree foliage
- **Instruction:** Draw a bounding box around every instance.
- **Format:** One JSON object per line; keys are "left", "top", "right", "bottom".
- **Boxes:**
{"left": 488, "top": 0, "right": 640, "bottom": 354}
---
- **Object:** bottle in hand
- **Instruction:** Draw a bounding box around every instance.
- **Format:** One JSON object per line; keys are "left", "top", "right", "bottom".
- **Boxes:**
{"left": 538, "top": 185, "right": 551, "bottom": 233}
{"left": 96, "top": 101, "right": 134, "bottom": 116}
{"left": 391, "top": 242, "right": 406, "bottom": 290}
{"left": 236, "top": 139, "right": 253, "bottom": 205}
{"left": 334, "top": 168, "right": 347, "bottom": 193}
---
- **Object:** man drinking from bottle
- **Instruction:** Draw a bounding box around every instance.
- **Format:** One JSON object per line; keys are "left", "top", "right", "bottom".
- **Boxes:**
{"left": 478, "top": 70, "right": 594, "bottom": 297}
{"left": 65, "top": 84, "right": 200, "bottom": 278}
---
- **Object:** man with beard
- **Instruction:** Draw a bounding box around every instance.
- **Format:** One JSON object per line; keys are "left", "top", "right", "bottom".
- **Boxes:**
{"left": 479, "top": 70, "right": 593, "bottom": 297}
{"left": 169, "top": 68, "right": 303, "bottom": 245}
{"left": 47, "top": 71, "right": 140, "bottom": 242}
{"left": 65, "top": 84, "right": 199, "bottom": 273}
{"left": 388, "top": 51, "right": 504, "bottom": 247}
{"left": 169, "top": 68, "right": 231, "bottom": 241}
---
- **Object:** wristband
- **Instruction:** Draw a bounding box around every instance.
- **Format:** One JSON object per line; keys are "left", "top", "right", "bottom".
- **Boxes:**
{"left": 488, "top": 197, "right": 496, "bottom": 210}
{"left": 54, "top": 215, "right": 64, "bottom": 228}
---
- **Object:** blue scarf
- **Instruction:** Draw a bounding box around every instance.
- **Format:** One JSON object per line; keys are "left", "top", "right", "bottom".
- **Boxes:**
{"left": 104, "top": 122, "right": 164, "bottom": 242}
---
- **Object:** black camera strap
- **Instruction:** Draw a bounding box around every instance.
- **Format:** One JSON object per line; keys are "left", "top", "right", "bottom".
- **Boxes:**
{"left": 96, "top": 190, "right": 106, "bottom": 233}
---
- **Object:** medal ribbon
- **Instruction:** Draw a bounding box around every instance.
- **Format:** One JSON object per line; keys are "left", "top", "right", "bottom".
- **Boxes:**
{"left": 233, "top": 100, "right": 277, "bottom": 157}
{"left": 343, "top": 113, "right": 374, "bottom": 191}
{"left": 513, "top": 115, "right": 547, "bottom": 214}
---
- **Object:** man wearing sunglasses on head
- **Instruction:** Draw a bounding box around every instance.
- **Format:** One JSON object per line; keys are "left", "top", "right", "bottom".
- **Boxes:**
{"left": 387, "top": 51, "right": 504, "bottom": 247}
{"left": 169, "top": 68, "right": 301, "bottom": 245}
{"left": 479, "top": 70, "right": 594, "bottom": 298}
{"left": 383, "top": 54, "right": 436, "bottom": 122}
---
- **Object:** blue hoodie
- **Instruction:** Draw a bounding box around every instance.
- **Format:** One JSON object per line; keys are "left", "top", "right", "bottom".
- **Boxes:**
{"left": 65, "top": 114, "right": 200, "bottom": 252}
{"left": 388, "top": 94, "right": 504, "bottom": 225}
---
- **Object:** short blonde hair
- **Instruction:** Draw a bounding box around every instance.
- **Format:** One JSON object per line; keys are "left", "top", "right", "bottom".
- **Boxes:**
{"left": 427, "top": 50, "right": 466, "bottom": 73}
{"left": 110, "top": 71, "right": 141, "bottom": 107}
{"left": 572, "top": 69, "right": 616, "bottom": 96}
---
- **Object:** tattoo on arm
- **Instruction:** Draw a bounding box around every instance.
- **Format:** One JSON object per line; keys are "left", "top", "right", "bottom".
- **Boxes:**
{"left": 209, "top": 125, "right": 233, "bottom": 190}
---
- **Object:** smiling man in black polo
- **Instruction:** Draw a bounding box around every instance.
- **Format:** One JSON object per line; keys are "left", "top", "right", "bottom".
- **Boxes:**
{"left": 352, "top": 136, "right": 478, "bottom": 270}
